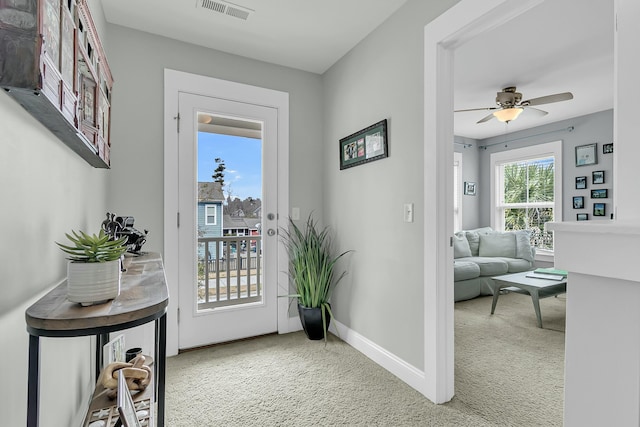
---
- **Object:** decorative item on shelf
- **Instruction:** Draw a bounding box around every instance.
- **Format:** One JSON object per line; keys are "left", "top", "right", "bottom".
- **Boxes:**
{"left": 99, "top": 354, "right": 152, "bottom": 400}
{"left": 280, "top": 214, "right": 352, "bottom": 341}
{"left": 56, "top": 229, "right": 128, "bottom": 306}
{"left": 102, "top": 212, "right": 149, "bottom": 254}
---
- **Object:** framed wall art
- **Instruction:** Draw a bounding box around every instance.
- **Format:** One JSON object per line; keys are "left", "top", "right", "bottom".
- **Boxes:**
{"left": 603, "top": 143, "right": 613, "bottom": 154}
{"left": 577, "top": 213, "right": 589, "bottom": 221}
{"left": 591, "top": 189, "right": 608, "bottom": 199}
{"left": 339, "top": 119, "right": 388, "bottom": 170}
{"left": 572, "top": 196, "right": 584, "bottom": 209}
{"left": 592, "top": 170, "right": 604, "bottom": 184}
{"left": 575, "top": 143, "right": 597, "bottom": 167}
{"left": 464, "top": 182, "right": 477, "bottom": 196}
{"left": 575, "top": 176, "right": 587, "bottom": 189}
{"left": 593, "top": 203, "right": 606, "bottom": 217}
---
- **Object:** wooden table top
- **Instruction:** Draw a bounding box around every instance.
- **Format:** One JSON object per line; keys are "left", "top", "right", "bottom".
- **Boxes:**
{"left": 26, "top": 252, "right": 169, "bottom": 336}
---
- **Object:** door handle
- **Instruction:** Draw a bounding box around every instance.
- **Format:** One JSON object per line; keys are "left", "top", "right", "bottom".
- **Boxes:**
{"left": 267, "top": 229, "right": 276, "bottom": 236}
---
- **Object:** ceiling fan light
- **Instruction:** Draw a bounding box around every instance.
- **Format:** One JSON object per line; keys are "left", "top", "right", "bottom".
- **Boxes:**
{"left": 493, "top": 107, "right": 523, "bottom": 122}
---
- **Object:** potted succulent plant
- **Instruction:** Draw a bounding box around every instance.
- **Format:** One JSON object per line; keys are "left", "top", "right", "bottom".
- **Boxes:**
{"left": 56, "top": 229, "right": 128, "bottom": 306}
{"left": 281, "top": 214, "right": 351, "bottom": 341}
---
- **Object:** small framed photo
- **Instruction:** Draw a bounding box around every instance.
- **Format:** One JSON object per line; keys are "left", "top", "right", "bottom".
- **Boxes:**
{"left": 593, "top": 203, "right": 606, "bottom": 217}
{"left": 575, "top": 143, "right": 598, "bottom": 166}
{"left": 591, "top": 189, "right": 608, "bottom": 199}
{"left": 572, "top": 196, "right": 584, "bottom": 209}
{"left": 592, "top": 170, "right": 604, "bottom": 184}
{"left": 575, "top": 176, "right": 587, "bottom": 189}
{"left": 577, "top": 213, "right": 589, "bottom": 221}
{"left": 603, "top": 143, "right": 613, "bottom": 154}
{"left": 464, "top": 182, "right": 476, "bottom": 196}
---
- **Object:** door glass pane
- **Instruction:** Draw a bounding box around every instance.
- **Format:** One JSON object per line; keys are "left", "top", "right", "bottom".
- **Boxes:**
{"left": 195, "top": 113, "right": 263, "bottom": 311}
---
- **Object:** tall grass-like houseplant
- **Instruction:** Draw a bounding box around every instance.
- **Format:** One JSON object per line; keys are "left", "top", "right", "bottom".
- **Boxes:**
{"left": 281, "top": 215, "right": 351, "bottom": 340}
{"left": 57, "top": 229, "right": 128, "bottom": 306}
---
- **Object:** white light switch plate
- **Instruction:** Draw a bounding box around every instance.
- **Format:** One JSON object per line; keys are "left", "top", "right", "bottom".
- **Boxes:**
{"left": 292, "top": 207, "right": 300, "bottom": 220}
{"left": 404, "top": 203, "right": 414, "bottom": 223}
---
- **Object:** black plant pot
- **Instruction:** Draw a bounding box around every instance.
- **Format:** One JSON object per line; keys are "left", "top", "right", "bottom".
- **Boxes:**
{"left": 298, "top": 303, "right": 330, "bottom": 340}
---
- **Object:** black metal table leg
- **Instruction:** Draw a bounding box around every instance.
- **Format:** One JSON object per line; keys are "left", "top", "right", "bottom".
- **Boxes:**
{"left": 27, "top": 334, "right": 40, "bottom": 427}
{"left": 156, "top": 313, "right": 167, "bottom": 427}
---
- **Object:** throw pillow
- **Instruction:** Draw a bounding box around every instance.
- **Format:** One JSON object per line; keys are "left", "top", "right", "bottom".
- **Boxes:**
{"left": 465, "top": 227, "right": 493, "bottom": 256}
{"left": 478, "top": 232, "right": 516, "bottom": 258}
{"left": 453, "top": 233, "right": 472, "bottom": 258}
{"left": 514, "top": 230, "right": 534, "bottom": 262}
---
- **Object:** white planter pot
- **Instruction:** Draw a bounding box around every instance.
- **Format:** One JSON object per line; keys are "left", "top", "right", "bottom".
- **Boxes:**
{"left": 67, "top": 259, "right": 121, "bottom": 306}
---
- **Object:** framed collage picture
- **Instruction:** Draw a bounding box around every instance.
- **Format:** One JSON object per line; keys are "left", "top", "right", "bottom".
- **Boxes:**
{"left": 339, "top": 119, "right": 388, "bottom": 170}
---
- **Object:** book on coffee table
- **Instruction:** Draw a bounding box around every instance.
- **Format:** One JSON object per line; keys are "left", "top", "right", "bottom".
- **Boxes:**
{"left": 534, "top": 267, "right": 568, "bottom": 277}
{"left": 526, "top": 272, "right": 565, "bottom": 281}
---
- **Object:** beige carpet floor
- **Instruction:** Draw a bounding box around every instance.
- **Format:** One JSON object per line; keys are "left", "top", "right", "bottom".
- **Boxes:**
{"left": 166, "top": 292, "right": 566, "bottom": 426}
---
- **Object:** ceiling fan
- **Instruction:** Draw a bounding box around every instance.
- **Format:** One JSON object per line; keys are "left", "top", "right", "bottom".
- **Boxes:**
{"left": 455, "top": 86, "right": 573, "bottom": 124}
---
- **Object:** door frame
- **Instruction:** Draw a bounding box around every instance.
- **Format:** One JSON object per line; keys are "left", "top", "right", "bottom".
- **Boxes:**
{"left": 423, "top": 0, "right": 543, "bottom": 403}
{"left": 164, "top": 69, "right": 290, "bottom": 356}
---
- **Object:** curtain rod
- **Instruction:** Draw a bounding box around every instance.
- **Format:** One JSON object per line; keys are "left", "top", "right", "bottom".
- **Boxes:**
{"left": 478, "top": 126, "right": 575, "bottom": 150}
{"left": 454, "top": 141, "right": 473, "bottom": 148}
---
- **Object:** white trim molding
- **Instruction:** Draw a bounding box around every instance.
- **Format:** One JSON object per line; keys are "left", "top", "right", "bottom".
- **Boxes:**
{"left": 424, "top": 0, "right": 544, "bottom": 404}
{"left": 164, "top": 69, "right": 289, "bottom": 356}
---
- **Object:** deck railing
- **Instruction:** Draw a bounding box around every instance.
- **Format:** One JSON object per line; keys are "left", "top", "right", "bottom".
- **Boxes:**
{"left": 197, "top": 235, "right": 262, "bottom": 310}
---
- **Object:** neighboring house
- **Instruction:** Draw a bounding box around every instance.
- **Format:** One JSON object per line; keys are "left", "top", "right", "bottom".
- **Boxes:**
{"left": 198, "top": 182, "right": 225, "bottom": 259}
{"left": 223, "top": 215, "right": 261, "bottom": 237}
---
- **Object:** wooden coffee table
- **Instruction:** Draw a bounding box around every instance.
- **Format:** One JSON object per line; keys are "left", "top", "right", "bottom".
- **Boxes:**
{"left": 490, "top": 271, "right": 567, "bottom": 328}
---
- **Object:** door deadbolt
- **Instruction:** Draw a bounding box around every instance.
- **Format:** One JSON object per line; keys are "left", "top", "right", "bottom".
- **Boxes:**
{"left": 267, "top": 213, "right": 275, "bottom": 220}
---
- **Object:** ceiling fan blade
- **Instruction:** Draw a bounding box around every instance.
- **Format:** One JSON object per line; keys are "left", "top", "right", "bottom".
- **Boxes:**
{"left": 521, "top": 92, "right": 573, "bottom": 106}
{"left": 525, "top": 106, "right": 548, "bottom": 116}
{"left": 454, "top": 107, "right": 498, "bottom": 113}
{"left": 477, "top": 113, "right": 495, "bottom": 123}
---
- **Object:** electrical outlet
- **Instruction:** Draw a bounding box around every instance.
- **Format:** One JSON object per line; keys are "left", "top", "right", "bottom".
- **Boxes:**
{"left": 404, "top": 203, "right": 414, "bottom": 223}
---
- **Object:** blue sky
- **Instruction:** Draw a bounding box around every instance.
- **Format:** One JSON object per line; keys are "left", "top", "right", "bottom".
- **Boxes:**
{"left": 198, "top": 132, "right": 262, "bottom": 200}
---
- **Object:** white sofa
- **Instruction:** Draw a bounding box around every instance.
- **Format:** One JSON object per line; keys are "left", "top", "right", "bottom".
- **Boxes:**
{"left": 454, "top": 227, "right": 535, "bottom": 302}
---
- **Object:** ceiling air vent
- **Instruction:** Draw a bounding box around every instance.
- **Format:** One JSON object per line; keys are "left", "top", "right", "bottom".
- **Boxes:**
{"left": 198, "top": 0, "right": 253, "bottom": 21}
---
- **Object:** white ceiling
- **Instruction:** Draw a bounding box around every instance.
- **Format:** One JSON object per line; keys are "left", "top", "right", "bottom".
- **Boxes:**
{"left": 99, "top": 0, "right": 407, "bottom": 74}
{"left": 100, "top": 0, "right": 614, "bottom": 141}
{"left": 454, "top": 0, "right": 614, "bottom": 140}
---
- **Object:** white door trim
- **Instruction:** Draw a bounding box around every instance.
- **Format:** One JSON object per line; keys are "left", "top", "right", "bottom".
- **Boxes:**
{"left": 423, "top": 0, "right": 544, "bottom": 403}
{"left": 164, "top": 69, "right": 290, "bottom": 356}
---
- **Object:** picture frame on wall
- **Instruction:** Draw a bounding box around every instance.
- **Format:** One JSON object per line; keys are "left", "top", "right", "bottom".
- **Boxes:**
{"left": 593, "top": 203, "right": 606, "bottom": 216}
{"left": 575, "top": 176, "right": 587, "bottom": 189}
{"left": 339, "top": 119, "right": 388, "bottom": 170}
{"left": 591, "top": 189, "right": 608, "bottom": 199}
{"left": 572, "top": 196, "right": 584, "bottom": 209}
{"left": 464, "top": 181, "right": 476, "bottom": 196}
{"left": 603, "top": 143, "right": 613, "bottom": 154}
{"left": 592, "top": 170, "right": 604, "bottom": 184}
{"left": 575, "top": 143, "right": 597, "bottom": 166}
{"left": 577, "top": 213, "right": 589, "bottom": 221}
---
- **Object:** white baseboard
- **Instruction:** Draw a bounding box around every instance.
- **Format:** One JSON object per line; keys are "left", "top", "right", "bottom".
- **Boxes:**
{"left": 330, "top": 320, "right": 427, "bottom": 396}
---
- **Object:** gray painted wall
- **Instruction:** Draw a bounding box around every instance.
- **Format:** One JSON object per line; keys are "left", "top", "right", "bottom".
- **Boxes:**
{"left": 104, "top": 25, "right": 324, "bottom": 256}
{"left": 0, "top": 3, "right": 110, "bottom": 424}
{"left": 323, "top": 0, "right": 459, "bottom": 370}
{"left": 455, "top": 136, "right": 481, "bottom": 230}
{"left": 477, "top": 110, "right": 614, "bottom": 226}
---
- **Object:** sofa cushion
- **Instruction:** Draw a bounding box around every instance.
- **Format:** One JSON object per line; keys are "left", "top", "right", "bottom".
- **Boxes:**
{"left": 479, "top": 232, "right": 516, "bottom": 258}
{"left": 454, "top": 260, "right": 481, "bottom": 281}
{"left": 457, "top": 256, "right": 509, "bottom": 276}
{"left": 465, "top": 227, "right": 494, "bottom": 256}
{"left": 453, "top": 233, "right": 472, "bottom": 258}
{"left": 514, "top": 230, "right": 534, "bottom": 262}
{"left": 495, "top": 257, "right": 533, "bottom": 273}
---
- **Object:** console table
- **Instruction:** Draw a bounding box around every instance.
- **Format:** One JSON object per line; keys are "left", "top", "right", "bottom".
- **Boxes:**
{"left": 25, "top": 252, "right": 169, "bottom": 427}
